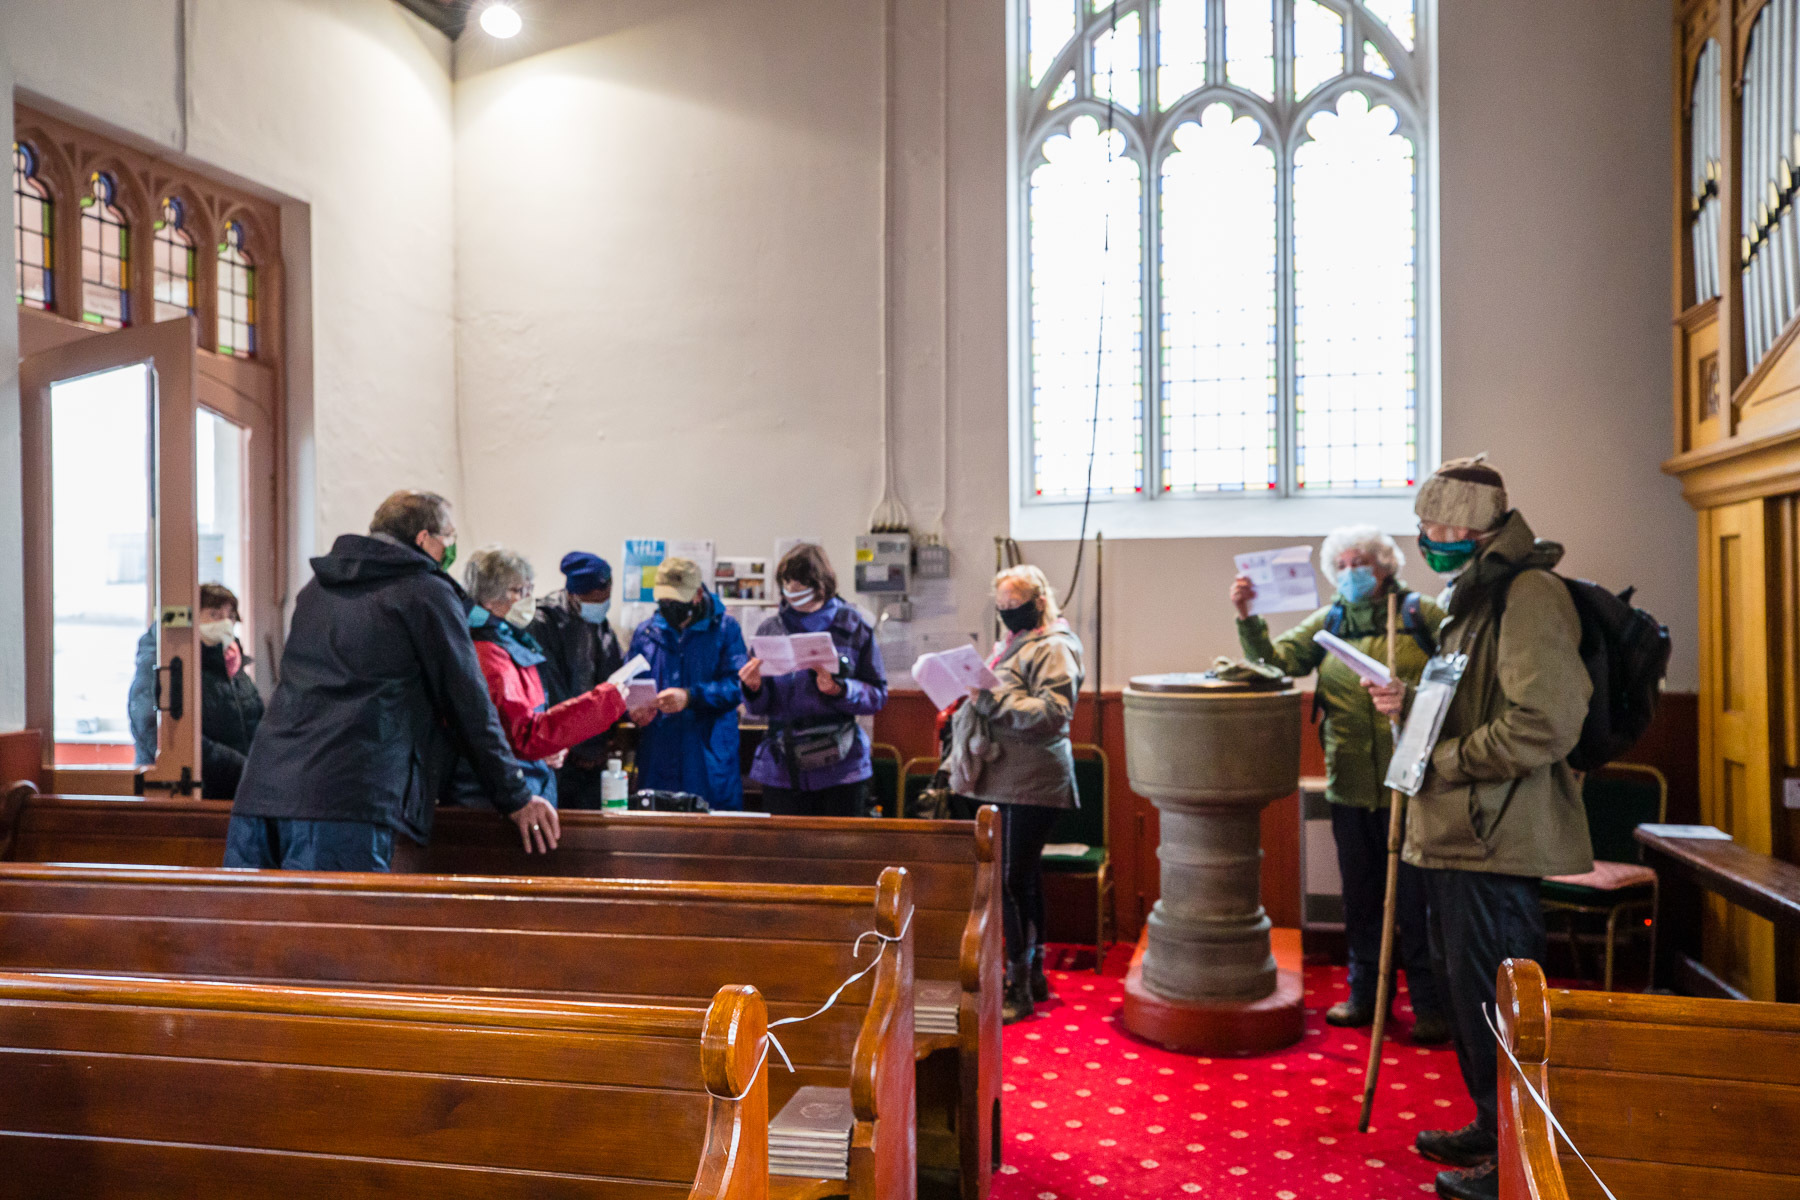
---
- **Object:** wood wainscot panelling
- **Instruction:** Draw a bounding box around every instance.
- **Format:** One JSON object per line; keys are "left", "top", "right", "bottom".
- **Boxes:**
{"left": 0, "top": 732, "right": 43, "bottom": 793}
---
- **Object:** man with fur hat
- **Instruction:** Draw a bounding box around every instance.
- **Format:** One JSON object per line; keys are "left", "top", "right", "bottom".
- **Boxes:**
{"left": 1365, "top": 455, "right": 1593, "bottom": 1200}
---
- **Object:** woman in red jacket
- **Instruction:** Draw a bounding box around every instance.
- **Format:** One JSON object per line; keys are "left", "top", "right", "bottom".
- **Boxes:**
{"left": 450, "top": 546, "right": 627, "bottom": 808}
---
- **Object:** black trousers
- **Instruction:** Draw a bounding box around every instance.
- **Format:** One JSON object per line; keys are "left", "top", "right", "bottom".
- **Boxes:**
{"left": 1421, "top": 867, "right": 1546, "bottom": 1138}
{"left": 1332, "top": 803, "right": 1443, "bottom": 1018}
{"left": 999, "top": 802, "right": 1063, "bottom": 970}
{"left": 762, "top": 779, "right": 871, "bottom": 818}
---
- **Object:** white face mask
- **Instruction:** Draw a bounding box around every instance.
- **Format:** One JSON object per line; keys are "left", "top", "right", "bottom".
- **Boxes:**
{"left": 198, "top": 619, "right": 235, "bottom": 647}
{"left": 783, "top": 586, "right": 817, "bottom": 608}
{"left": 504, "top": 595, "right": 537, "bottom": 629}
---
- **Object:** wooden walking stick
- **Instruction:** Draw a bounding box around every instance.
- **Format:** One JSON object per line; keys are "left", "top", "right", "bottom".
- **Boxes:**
{"left": 1358, "top": 592, "right": 1405, "bottom": 1134}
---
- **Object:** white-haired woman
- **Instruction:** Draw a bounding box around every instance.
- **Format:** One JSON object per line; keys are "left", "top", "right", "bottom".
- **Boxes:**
{"left": 947, "top": 564, "right": 1085, "bottom": 1023}
{"left": 450, "top": 547, "right": 628, "bottom": 809}
{"left": 1230, "top": 526, "right": 1450, "bottom": 1045}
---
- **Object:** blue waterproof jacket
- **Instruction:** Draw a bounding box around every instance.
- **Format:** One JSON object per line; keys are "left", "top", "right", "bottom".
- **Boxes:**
{"left": 628, "top": 591, "right": 749, "bottom": 810}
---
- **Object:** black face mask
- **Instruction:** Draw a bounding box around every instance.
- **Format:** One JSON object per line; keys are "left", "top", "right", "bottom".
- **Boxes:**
{"left": 658, "top": 599, "right": 694, "bottom": 628}
{"left": 998, "top": 600, "right": 1041, "bottom": 634}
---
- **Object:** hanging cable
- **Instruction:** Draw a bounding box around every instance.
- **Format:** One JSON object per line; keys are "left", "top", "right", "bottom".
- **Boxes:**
{"left": 1064, "top": 0, "right": 1121, "bottom": 606}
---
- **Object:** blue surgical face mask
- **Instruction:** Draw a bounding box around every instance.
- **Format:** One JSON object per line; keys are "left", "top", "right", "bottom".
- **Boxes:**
{"left": 579, "top": 600, "right": 611, "bottom": 626}
{"left": 1337, "top": 565, "right": 1380, "bottom": 603}
{"left": 467, "top": 606, "right": 490, "bottom": 629}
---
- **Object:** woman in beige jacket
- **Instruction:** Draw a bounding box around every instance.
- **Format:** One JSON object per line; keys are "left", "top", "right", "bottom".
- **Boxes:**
{"left": 947, "top": 565, "right": 1085, "bottom": 1021}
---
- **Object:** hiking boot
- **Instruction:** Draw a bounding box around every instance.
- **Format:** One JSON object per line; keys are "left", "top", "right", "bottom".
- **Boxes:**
{"left": 1029, "top": 947, "right": 1051, "bottom": 1004}
{"left": 1415, "top": 1122, "right": 1497, "bottom": 1168}
{"left": 1435, "top": 1161, "right": 1498, "bottom": 1200}
{"left": 1324, "top": 997, "right": 1376, "bottom": 1027}
{"left": 1410, "top": 1010, "right": 1454, "bottom": 1046}
{"left": 1002, "top": 979, "right": 1035, "bottom": 1024}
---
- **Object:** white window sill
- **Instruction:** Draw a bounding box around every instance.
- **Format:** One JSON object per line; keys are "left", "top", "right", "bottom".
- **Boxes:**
{"left": 1009, "top": 492, "right": 1420, "bottom": 541}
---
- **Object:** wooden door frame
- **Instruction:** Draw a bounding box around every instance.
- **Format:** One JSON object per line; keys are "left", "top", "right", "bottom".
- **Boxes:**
{"left": 19, "top": 317, "right": 203, "bottom": 794}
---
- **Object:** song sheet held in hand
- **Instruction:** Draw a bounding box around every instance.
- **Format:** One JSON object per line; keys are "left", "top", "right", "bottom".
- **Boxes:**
{"left": 911, "top": 644, "right": 1001, "bottom": 712}
{"left": 1233, "top": 545, "right": 1319, "bottom": 616}
{"left": 609, "top": 654, "right": 658, "bottom": 710}
{"left": 751, "top": 632, "right": 839, "bottom": 676}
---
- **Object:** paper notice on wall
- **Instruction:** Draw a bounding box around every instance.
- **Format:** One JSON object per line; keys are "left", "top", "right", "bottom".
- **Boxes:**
{"left": 911, "top": 644, "right": 1001, "bottom": 712}
{"left": 1232, "top": 545, "right": 1319, "bottom": 616}
{"left": 622, "top": 540, "right": 666, "bottom": 605}
{"left": 668, "top": 539, "right": 716, "bottom": 585}
{"left": 751, "top": 632, "right": 838, "bottom": 675}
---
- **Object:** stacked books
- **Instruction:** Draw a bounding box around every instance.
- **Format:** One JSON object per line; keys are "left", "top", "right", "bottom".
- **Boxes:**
{"left": 769, "top": 1086, "right": 853, "bottom": 1180}
{"left": 914, "top": 979, "right": 960, "bottom": 1036}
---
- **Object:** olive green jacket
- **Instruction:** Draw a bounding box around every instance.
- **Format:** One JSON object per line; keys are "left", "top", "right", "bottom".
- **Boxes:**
{"left": 1238, "top": 584, "right": 1445, "bottom": 810}
{"left": 1402, "top": 511, "right": 1594, "bottom": 877}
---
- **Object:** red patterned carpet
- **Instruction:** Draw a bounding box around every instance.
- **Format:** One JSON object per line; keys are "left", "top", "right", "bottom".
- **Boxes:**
{"left": 991, "top": 947, "right": 1474, "bottom": 1200}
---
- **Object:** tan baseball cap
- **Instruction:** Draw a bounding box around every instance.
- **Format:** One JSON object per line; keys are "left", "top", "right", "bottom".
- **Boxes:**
{"left": 653, "top": 557, "right": 703, "bottom": 602}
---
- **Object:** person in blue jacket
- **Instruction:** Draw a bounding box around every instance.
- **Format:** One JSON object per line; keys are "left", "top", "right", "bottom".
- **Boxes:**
{"left": 628, "top": 556, "right": 749, "bottom": 810}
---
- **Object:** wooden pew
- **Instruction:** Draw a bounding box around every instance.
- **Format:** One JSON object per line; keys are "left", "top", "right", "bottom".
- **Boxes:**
{"left": 0, "top": 969, "right": 768, "bottom": 1199}
{"left": 0, "top": 785, "right": 1000, "bottom": 1200}
{"left": 1634, "top": 825, "right": 1800, "bottom": 1000}
{"left": 1496, "top": 957, "right": 1800, "bottom": 1199}
{"left": 0, "top": 860, "right": 916, "bottom": 1200}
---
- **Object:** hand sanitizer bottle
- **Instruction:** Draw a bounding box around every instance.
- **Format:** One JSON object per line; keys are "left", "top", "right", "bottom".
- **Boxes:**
{"left": 601, "top": 757, "right": 630, "bottom": 810}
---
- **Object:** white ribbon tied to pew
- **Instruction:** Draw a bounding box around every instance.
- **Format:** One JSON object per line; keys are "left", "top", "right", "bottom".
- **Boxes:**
{"left": 727, "top": 910, "right": 915, "bottom": 1101}
{"left": 1483, "top": 1003, "right": 1619, "bottom": 1200}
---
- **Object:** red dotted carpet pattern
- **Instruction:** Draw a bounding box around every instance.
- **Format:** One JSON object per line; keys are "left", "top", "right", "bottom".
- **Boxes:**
{"left": 991, "top": 947, "right": 1475, "bottom": 1200}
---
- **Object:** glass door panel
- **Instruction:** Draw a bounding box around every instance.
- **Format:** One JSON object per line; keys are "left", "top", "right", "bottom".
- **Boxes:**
{"left": 48, "top": 363, "right": 153, "bottom": 765}
{"left": 197, "top": 408, "right": 247, "bottom": 600}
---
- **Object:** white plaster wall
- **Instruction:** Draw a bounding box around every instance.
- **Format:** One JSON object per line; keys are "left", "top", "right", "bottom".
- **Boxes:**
{"left": 452, "top": 0, "right": 1694, "bottom": 691}
{"left": 0, "top": 0, "right": 459, "bottom": 722}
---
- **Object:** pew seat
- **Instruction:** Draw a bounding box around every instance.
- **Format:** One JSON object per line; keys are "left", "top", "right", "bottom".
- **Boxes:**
{"left": 0, "top": 861, "right": 916, "bottom": 1200}
{"left": 0, "top": 787, "right": 995, "bottom": 1200}
{"left": 1497, "top": 957, "right": 1800, "bottom": 1199}
{"left": 0, "top": 970, "right": 768, "bottom": 1199}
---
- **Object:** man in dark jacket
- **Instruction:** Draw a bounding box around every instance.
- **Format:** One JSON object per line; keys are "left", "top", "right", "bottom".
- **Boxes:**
{"left": 529, "top": 551, "right": 625, "bottom": 808}
{"left": 128, "top": 583, "right": 264, "bottom": 799}
{"left": 225, "top": 490, "right": 560, "bottom": 871}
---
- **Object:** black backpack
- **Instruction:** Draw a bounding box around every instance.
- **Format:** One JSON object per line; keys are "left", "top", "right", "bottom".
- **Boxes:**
{"left": 1559, "top": 580, "right": 1672, "bottom": 771}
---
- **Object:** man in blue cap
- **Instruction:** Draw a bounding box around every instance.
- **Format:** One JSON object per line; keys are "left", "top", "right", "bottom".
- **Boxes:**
{"left": 528, "top": 551, "right": 626, "bottom": 808}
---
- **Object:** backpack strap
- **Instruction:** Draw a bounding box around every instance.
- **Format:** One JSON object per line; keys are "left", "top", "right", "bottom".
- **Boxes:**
{"left": 1323, "top": 601, "right": 1347, "bottom": 637}
{"left": 1400, "top": 592, "right": 1437, "bottom": 657}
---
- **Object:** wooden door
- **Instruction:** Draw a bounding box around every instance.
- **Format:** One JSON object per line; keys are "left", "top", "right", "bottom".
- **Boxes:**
{"left": 1698, "top": 499, "right": 1778, "bottom": 998}
{"left": 19, "top": 319, "right": 202, "bottom": 795}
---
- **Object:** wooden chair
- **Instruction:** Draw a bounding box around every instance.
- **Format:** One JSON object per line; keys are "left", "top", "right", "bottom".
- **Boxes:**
{"left": 1539, "top": 763, "right": 1666, "bottom": 990}
{"left": 898, "top": 756, "right": 939, "bottom": 819}
{"left": 1039, "top": 743, "right": 1112, "bottom": 972}
{"left": 0, "top": 861, "right": 916, "bottom": 1200}
{"left": 870, "top": 742, "right": 903, "bottom": 817}
{"left": 0, "top": 787, "right": 1001, "bottom": 1200}
{"left": 0, "top": 970, "right": 770, "bottom": 1199}
{"left": 1496, "top": 956, "right": 1800, "bottom": 1200}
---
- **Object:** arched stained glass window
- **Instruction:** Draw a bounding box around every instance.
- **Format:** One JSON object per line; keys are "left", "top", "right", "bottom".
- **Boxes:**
{"left": 217, "top": 220, "right": 256, "bottom": 359}
{"left": 13, "top": 142, "right": 53, "bottom": 310}
{"left": 154, "top": 197, "right": 197, "bottom": 322}
{"left": 80, "top": 171, "right": 130, "bottom": 328}
{"left": 1019, "top": 0, "right": 1431, "bottom": 506}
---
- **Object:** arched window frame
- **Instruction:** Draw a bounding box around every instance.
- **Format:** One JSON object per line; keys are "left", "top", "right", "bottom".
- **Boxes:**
{"left": 79, "top": 167, "right": 134, "bottom": 329}
{"left": 1012, "top": 0, "right": 1437, "bottom": 536}
{"left": 12, "top": 140, "right": 55, "bottom": 311}
{"left": 216, "top": 217, "right": 257, "bottom": 360}
{"left": 153, "top": 193, "right": 199, "bottom": 322}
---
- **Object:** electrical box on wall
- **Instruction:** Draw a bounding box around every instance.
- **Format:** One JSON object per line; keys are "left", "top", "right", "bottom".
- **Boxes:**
{"left": 854, "top": 533, "right": 912, "bottom": 595}
{"left": 914, "top": 543, "right": 950, "bottom": 580}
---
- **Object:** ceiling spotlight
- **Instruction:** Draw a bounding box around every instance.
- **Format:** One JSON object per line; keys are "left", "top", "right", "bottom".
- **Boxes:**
{"left": 479, "top": 3, "right": 522, "bottom": 38}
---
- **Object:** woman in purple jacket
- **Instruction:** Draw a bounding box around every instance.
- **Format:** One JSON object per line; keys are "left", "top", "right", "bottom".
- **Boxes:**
{"left": 739, "top": 544, "right": 888, "bottom": 816}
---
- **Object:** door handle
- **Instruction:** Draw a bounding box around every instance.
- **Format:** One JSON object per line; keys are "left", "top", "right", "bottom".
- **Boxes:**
{"left": 155, "top": 656, "right": 185, "bottom": 721}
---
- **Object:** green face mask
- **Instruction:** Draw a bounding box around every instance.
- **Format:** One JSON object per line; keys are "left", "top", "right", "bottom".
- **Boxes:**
{"left": 438, "top": 540, "right": 457, "bottom": 571}
{"left": 1419, "top": 534, "right": 1477, "bottom": 575}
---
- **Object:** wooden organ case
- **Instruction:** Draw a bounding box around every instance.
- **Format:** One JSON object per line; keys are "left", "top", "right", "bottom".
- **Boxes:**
{"left": 1666, "top": 0, "right": 1800, "bottom": 1001}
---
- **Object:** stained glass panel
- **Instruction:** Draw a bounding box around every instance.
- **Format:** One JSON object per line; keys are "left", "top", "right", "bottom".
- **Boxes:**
{"left": 1226, "top": 0, "right": 1274, "bottom": 101}
{"left": 1158, "top": 0, "right": 1207, "bottom": 110}
{"left": 1293, "top": 91, "right": 1416, "bottom": 489}
{"left": 1362, "top": 40, "right": 1394, "bottom": 79}
{"left": 1362, "top": 0, "right": 1414, "bottom": 52}
{"left": 80, "top": 172, "right": 130, "bottom": 329}
{"left": 1092, "top": 10, "right": 1143, "bottom": 114}
{"left": 13, "top": 143, "right": 53, "bottom": 310}
{"left": 1293, "top": 0, "right": 1344, "bottom": 99}
{"left": 218, "top": 221, "right": 256, "bottom": 359}
{"left": 1030, "top": 0, "right": 1079, "bottom": 88}
{"left": 1160, "top": 105, "right": 1278, "bottom": 492}
{"left": 1029, "top": 116, "right": 1144, "bottom": 497}
{"left": 154, "top": 197, "right": 196, "bottom": 322}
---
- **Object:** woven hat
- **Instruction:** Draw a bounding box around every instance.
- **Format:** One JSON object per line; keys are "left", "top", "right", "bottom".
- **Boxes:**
{"left": 1415, "top": 454, "right": 1508, "bottom": 531}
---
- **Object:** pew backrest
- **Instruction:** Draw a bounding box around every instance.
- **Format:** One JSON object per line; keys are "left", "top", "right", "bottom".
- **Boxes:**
{"left": 1496, "top": 957, "right": 1800, "bottom": 1200}
{"left": 0, "top": 970, "right": 768, "bottom": 1199}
